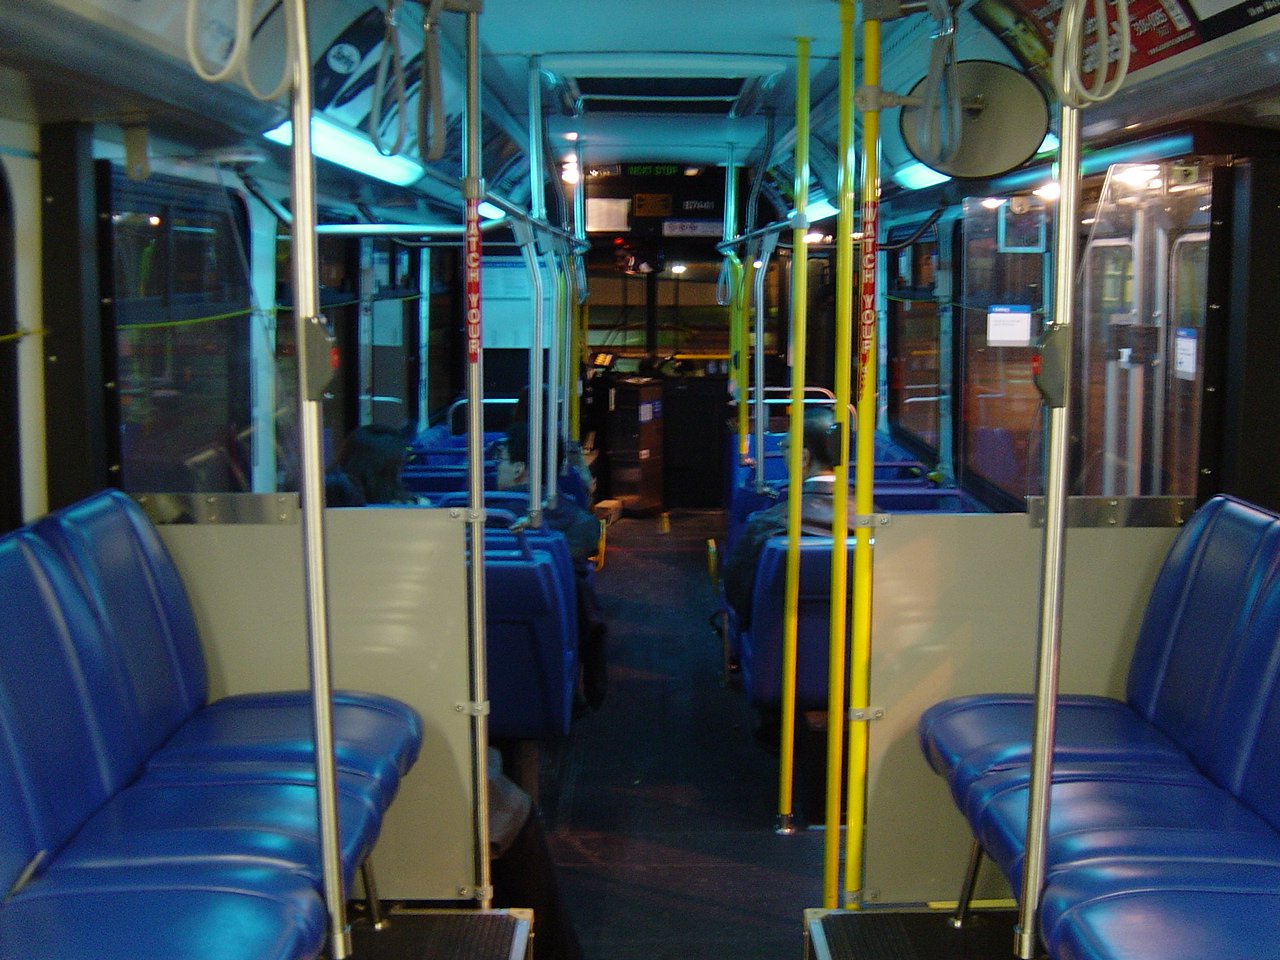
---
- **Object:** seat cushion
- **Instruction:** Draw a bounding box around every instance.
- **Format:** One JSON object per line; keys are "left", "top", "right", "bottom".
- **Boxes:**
{"left": 973, "top": 766, "right": 1280, "bottom": 891}
{"left": 2, "top": 863, "right": 324, "bottom": 960}
{"left": 53, "top": 776, "right": 381, "bottom": 893}
{"left": 1045, "top": 880, "right": 1280, "bottom": 960}
{"left": 918, "top": 693, "right": 1189, "bottom": 808}
{"left": 149, "top": 690, "right": 422, "bottom": 810}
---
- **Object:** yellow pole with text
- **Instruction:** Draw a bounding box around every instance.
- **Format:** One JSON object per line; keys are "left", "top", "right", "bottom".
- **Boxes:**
{"left": 823, "top": 0, "right": 856, "bottom": 908}
{"left": 739, "top": 258, "right": 755, "bottom": 458}
{"left": 777, "top": 35, "right": 812, "bottom": 833}
{"left": 845, "top": 4, "right": 880, "bottom": 906}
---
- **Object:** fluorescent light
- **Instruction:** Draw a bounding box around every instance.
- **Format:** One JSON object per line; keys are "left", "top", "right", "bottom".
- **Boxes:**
{"left": 893, "top": 162, "right": 951, "bottom": 191}
{"left": 806, "top": 198, "right": 839, "bottom": 221}
{"left": 264, "top": 116, "right": 424, "bottom": 187}
{"left": 477, "top": 201, "right": 505, "bottom": 220}
{"left": 1034, "top": 181, "right": 1061, "bottom": 200}
{"left": 1039, "top": 132, "right": 1060, "bottom": 154}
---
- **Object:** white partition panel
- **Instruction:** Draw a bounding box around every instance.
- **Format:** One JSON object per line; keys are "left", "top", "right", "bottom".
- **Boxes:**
{"left": 160, "top": 507, "right": 475, "bottom": 901}
{"left": 863, "top": 513, "right": 1178, "bottom": 905}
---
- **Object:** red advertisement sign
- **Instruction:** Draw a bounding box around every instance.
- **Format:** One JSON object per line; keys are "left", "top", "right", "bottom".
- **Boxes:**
{"left": 974, "top": 0, "right": 1199, "bottom": 83}
{"left": 465, "top": 198, "right": 482, "bottom": 364}
{"left": 974, "top": 0, "right": 1280, "bottom": 84}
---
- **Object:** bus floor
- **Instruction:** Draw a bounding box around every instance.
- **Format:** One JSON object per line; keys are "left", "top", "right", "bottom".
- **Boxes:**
{"left": 537, "top": 508, "right": 825, "bottom": 960}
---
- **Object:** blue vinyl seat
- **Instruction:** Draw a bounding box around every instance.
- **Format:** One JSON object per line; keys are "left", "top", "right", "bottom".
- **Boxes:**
{"left": 34, "top": 490, "right": 421, "bottom": 809}
{"left": 919, "top": 495, "right": 1280, "bottom": 812}
{"left": 739, "top": 536, "right": 852, "bottom": 710}
{"left": 0, "top": 864, "right": 325, "bottom": 960}
{"left": 917, "top": 495, "right": 1280, "bottom": 960}
{"left": 0, "top": 492, "right": 423, "bottom": 959}
{"left": 0, "top": 534, "right": 383, "bottom": 896}
{"left": 485, "top": 544, "right": 578, "bottom": 740}
{"left": 1040, "top": 863, "right": 1280, "bottom": 960}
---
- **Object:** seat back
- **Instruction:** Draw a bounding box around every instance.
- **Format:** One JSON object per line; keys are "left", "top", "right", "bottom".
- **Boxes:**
{"left": 485, "top": 550, "right": 578, "bottom": 739}
{"left": 33, "top": 491, "right": 208, "bottom": 765}
{"left": 1125, "top": 495, "right": 1280, "bottom": 789}
{"left": 742, "top": 536, "right": 852, "bottom": 709}
{"left": 0, "top": 533, "right": 118, "bottom": 862}
{"left": 1234, "top": 561, "right": 1280, "bottom": 829}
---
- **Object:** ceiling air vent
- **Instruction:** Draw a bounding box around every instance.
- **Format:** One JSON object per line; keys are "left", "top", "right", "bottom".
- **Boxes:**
{"left": 569, "top": 75, "right": 763, "bottom": 116}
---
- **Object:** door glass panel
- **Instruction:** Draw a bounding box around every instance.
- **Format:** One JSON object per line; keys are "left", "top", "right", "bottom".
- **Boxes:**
{"left": 1072, "top": 162, "right": 1213, "bottom": 497}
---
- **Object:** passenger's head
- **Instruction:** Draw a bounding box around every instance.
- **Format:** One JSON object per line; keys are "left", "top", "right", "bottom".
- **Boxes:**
{"left": 496, "top": 420, "right": 530, "bottom": 490}
{"left": 335, "top": 424, "right": 412, "bottom": 504}
{"left": 781, "top": 406, "right": 841, "bottom": 478}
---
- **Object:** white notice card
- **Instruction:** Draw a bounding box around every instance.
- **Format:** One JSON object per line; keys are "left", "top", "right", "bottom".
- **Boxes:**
{"left": 987, "top": 305, "right": 1033, "bottom": 348}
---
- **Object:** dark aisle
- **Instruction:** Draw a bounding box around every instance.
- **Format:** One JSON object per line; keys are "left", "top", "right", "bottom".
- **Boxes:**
{"left": 539, "top": 510, "right": 823, "bottom": 960}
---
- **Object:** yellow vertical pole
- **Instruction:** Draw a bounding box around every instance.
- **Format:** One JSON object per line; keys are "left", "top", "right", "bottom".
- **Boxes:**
{"left": 845, "top": 2, "right": 881, "bottom": 907}
{"left": 777, "top": 35, "right": 811, "bottom": 833}
{"left": 823, "top": 0, "right": 857, "bottom": 908}
{"left": 726, "top": 253, "right": 744, "bottom": 448}
{"left": 570, "top": 297, "right": 584, "bottom": 441}
{"left": 737, "top": 261, "right": 752, "bottom": 460}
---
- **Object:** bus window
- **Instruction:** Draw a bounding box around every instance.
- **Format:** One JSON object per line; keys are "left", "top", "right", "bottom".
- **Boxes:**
{"left": 957, "top": 196, "right": 1047, "bottom": 506}
{"left": 887, "top": 231, "right": 941, "bottom": 453}
{"left": 107, "top": 171, "right": 252, "bottom": 494}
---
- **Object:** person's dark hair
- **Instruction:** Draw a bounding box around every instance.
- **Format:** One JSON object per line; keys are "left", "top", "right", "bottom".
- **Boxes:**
{"left": 802, "top": 406, "right": 840, "bottom": 471}
{"left": 335, "top": 424, "right": 413, "bottom": 504}
{"left": 503, "top": 420, "right": 530, "bottom": 465}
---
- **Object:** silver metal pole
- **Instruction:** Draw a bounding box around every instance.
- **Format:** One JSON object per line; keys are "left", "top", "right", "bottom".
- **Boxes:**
{"left": 542, "top": 244, "right": 563, "bottom": 506}
{"left": 528, "top": 56, "right": 546, "bottom": 223}
{"left": 514, "top": 219, "right": 545, "bottom": 524}
{"left": 283, "top": 1, "right": 349, "bottom": 953}
{"left": 481, "top": 191, "right": 589, "bottom": 252}
{"left": 1016, "top": 102, "right": 1080, "bottom": 960}
{"left": 722, "top": 145, "right": 738, "bottom": 247}
{"left": 462, "top": 6, "right": 493, "bottom": 911}
{"left": 315, "top": 220, "right": 506, "bottom": 236}
{"left": 753, "top": 233, "right": 778, "bottom": 491}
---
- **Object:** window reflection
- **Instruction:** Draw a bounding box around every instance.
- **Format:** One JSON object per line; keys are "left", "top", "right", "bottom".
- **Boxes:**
{"left": 109, "top": 171, "right": 252, "bottom": 493}
{"left": 959, "top": 197, "right": 1047, "bottom": 504}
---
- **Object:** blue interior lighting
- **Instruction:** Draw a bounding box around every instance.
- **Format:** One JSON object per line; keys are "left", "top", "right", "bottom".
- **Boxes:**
{"left": 893, "top": 161, "right": 952, "bottom": 190}
{"left": 264, "top": 116, "right": 424, "bottom": 187}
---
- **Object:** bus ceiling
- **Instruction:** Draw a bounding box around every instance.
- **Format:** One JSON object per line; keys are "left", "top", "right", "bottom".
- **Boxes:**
{"left": 4, "top": 0, "right": 1280, "bottom": 215}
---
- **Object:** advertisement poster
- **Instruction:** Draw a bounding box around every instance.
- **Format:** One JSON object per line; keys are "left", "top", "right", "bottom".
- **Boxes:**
{"left": 973, "top": 0, "right": 1280, "bottom": 85}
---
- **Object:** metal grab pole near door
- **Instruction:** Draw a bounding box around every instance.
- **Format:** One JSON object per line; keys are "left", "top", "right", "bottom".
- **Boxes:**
{"left": 281, "top": 1, "right": 349, "bottom": 953}
{"left": 823, "top": 0, "right": 857, "bottom": 909}
{"left": 1016, "top": 102, "right": 1080, "bottom": 960}
{"left": 777, "top": 35, "right": 812, "bottom": 835}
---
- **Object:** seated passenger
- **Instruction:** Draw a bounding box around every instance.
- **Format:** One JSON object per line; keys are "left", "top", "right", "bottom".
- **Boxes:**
{"left": 326, "top": 423, "right": 426, "bottom": 505}
{"left": 496, "top": 421, "right": 600, "bottom": 565}
{"left": 498, "top": 420, "right": 608, "bottom": 710}
{"left": 512, "top": 386, "right": 595, "bottom": 508}
{"left": 721, "top": 407, "right": 856, "bottom": 630}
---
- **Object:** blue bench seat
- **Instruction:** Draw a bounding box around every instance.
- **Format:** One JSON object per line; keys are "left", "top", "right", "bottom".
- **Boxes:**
{"left": 916, "top": 495, "right": 1280, "bottom": 960}
{"left": 919, "top": 495, "right": 1280, "bottom": 813}
{"left": 34, "top": 490, "right": 421, "bottom": 810}
{"left": 0, "top": 490, "right": 423, "bottom": 960}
